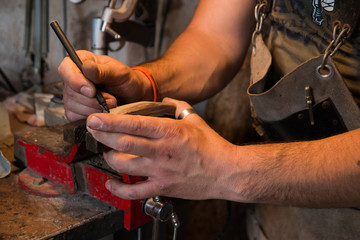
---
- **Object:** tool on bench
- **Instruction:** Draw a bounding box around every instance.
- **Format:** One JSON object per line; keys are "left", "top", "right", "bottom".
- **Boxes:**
{"left": 15, "top": 101, "right": 180, "bottom": 236}
{"left": 50, "top": 20, "right": 110, "bottom": 113}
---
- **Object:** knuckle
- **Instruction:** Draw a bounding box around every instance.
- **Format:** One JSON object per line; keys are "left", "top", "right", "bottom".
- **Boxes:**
{"left": 104, "top": 151, "right": 124, "bottom": 173}
{"left": 65, "top": 110, "right": 75, "bottom": 121}
{"left": 166, "top": 124, "right": 184, "bottom": 138}
{"left": 103, "top": 150, "right": 116, "bottom": 164}
{"left": 64, "top": 84, "right": 76, "bottom": 99}
{"left": 157, "top": 182, "right": 171, "bottom": 195}
{"left": 57, "top": 64, "right": 63, "bottom": 75}
{"left": 58, "top": 59, "right": 66, "bottom": 73}
{"left": 64, "top": 99, "right": 75, "bottom": 112}
{"left": 116, "top": 136, "right": 134, "bottom": 152}
{"left": 62, "top": 93, "right": 69, "bottom": 104}
{"left": 129, "top": 116, "right": 144, "bottom": 133}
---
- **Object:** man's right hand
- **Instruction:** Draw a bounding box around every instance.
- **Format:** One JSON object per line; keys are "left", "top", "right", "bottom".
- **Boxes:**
{"left": 58, "top": 50, "right": 153, "bottom": 121}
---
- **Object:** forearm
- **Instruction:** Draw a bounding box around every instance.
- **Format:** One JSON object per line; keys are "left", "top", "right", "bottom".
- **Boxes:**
{"left": 223, "top": 129, "right": 360, "bottom": 207}
{"left": 139, "top": 0, "right": 255, "bottom": 103}
{"left": 141, "top": 32, "right": 229, "bottom": 103}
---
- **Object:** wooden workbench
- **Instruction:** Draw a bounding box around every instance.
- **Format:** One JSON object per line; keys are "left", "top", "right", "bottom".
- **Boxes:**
{"left": 0, "top": 120, "right": 124, "bottom": 240}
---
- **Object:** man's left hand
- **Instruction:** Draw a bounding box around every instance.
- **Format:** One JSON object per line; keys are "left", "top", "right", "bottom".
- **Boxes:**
{"left": 86, "top": 98, "right": 237, "bottom": 200}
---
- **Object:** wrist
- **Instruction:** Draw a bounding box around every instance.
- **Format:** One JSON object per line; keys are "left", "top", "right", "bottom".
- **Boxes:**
{"left": 216, "top": 144, "right": 255, "bottom": 202}
{"left": 132, "top": 66, "right": 159, "bottom": 102}
{"left": 132, "top": 69, "right": 153, "bottom": 101}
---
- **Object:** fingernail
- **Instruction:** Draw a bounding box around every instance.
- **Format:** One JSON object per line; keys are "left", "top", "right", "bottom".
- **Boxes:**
{"left": 87, "top": 116, "right": 102, "bottom": 129}
{"left": 80, "top": 86, "right": 93, "bottom": 97}
{"left": 105, "top": 180, "right": 112, "bottom": 191}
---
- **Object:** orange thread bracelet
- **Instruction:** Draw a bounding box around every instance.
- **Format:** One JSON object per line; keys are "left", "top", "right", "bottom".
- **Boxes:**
{"left": 132, "top": 66, "right": 159, "bottom": 102}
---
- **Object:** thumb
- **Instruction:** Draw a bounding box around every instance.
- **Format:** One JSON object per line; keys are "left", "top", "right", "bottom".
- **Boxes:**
{"left": 82, "top": 59, "right": 102, "bottom": 85}
{"left": 82, "top": 57, "right": 129, "bottom": 86}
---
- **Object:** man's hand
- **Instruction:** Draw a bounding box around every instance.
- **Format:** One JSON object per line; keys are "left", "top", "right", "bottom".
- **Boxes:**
{"left": 58, "top": 50, "right": 153, "bottom": 121}
{"left": 86, "top": 97, "right": 360, "bottom": 206}
{"left": 86, "top": 98, "right": 238, "bottom": 200}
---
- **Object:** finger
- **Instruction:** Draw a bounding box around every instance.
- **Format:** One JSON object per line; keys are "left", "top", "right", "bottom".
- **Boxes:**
{"left": 67, "top": 91, "right": 116, "bottom": 110}
{"left": 87, "top": 128, "right": 157, "bottom": 157}
{"left": 87, "top": 114, "right": 172, "bottom": 138}
{"left": 58, "top": 56, "right": 97, "bottom": 98}
{"left": 163, "top": 97, "right": 202, "bottom": 122}
{"left": 64, "top": 83, "right": 117, "bottom": 108}
{"left": 82, "top": 56, "right": 130, "bottom": 85}
{"left": 101, "top": 92, "right": 118, "bottom": 109}
{"left": 65, "top": 110, "right": 88, "bottom": 121}
{"left": 105, "top": 179, "right": 161, "bottom": 200}
{"left": 64, "top": 83, "right": 102, "bottom": 108}
{"left": 82, "top": 60, "right": 101, "bottom": 85}
{"left": 64, "top": 87, "right": 115, "bottom": 114}
{"left": 65, "top": 102, "right": 101, "bottom": 120}
{"left": 104, "top": 150, "right": 152, "bottom": 177}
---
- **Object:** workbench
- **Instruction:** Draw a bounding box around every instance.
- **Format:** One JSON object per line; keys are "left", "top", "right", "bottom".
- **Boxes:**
{"left": 0, "top": 120, "right": 124, "bottom": 240}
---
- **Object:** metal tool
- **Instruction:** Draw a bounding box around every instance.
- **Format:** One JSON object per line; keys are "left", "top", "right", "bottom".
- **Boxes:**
{"left": 50, "top": 20, "right": 110, "bottom": 113}
{"left": 91, "top": 0, "right": 137, "bottom": 55}
{"left": 92, "top": 0, "right": 159, "bottom": 56}
{"left": 100, "top": 0, "right": 139, "bottom": 38}
{"left": 143, "top": 196, "right": 180, "bottom": 240}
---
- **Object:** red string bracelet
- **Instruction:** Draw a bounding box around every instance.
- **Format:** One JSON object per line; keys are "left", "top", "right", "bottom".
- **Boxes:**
{"left": 132, "top": 66, "right": 159, "bottom": 102}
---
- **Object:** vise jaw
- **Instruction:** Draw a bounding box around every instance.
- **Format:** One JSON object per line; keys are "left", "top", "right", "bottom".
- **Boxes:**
{"left": 14, "top": 101, "right": 175, "bottom": 230}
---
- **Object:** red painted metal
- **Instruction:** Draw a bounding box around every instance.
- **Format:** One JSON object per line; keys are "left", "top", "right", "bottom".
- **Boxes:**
{"left": 18, "top": 168, "right": 68, "bottom": 197}
{"left": 83, "top": 164, "right": 151, "bottom": 230}
{"left": 17, "top": 132, "right": 151, "bottom": 230}
{"left": 17, "top": 139, "right": 77, "bottom": 193}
